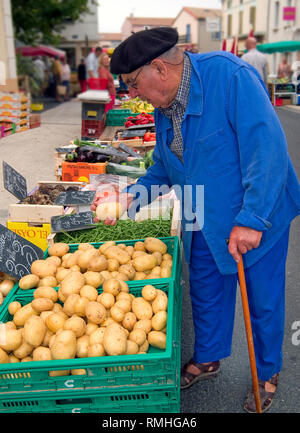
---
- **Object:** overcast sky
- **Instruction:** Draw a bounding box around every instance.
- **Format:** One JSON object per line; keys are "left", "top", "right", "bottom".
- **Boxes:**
{"left": 98, "top": 0, "right": 222, "bottom": 33}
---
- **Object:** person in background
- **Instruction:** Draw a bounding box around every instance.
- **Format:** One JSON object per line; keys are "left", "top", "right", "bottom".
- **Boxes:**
{"left": 277, "top": 57, "right": 292, "bottom": 79}
{"left": 33, "top": 56, "right": 46, "bottom": 85}
{"left": 77, "top": 58, "right": 87, "bottom": 92}
{"left": 86, "top": 46, "right": 103, "bottom": 80}
{"left": 241, "top": 37, "right": 268, "bottom": 84}
{"left": 108, "top": 27, "right": 300, "bottom": 413}
{"left": 51, "top": 55, "right": 62, "bottom": 102}
{"left": 98, "top": 52, "right": 116, "bottom": 112}
{"left": 60, "top": 57, "right": 71, "bottom": 101}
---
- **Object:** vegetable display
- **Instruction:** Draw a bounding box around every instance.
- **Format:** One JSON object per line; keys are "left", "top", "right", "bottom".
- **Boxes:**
{"left": 0, "top": 240, "right": 172, "bottom": 365}
{"left": 125, "top": 113, "right": 154, "bottom": 128}
{"left": 56, "top": 217, "right": 172, "bottom": 244}
{"left": 120, "top": 97, "right": 154, "bottom": 114}
{"left": 21, "top": 184, "right": 79, "bottom": 205}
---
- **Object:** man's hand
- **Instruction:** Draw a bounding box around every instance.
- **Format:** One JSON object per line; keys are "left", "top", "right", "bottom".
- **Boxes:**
{"left": 100, "top": 193, "right": 134, "bottom": 226}
{"left": 228, "top": 226, "right": 262, "bottom": 263}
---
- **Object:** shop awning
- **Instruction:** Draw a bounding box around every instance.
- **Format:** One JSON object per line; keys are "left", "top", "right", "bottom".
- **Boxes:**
{"left": 257, "top": 41, "right": 300, "bottom": 53}
{"left": 16, "top": 45, "right": 66, "bottom": 59}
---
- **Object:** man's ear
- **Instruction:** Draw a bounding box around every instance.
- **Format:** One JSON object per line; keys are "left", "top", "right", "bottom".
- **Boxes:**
{"left": 150, "top": 59, "right": 168, "bottom": 80}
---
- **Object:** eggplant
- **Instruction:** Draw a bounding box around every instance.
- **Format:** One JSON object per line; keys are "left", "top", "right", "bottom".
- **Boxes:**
{"left": 85, "top": 150, "right": 95, "bottom": 162}
{"left": 77, "top": 153, "right": 87, "bottom": 162}
{"left": 94, "top": 154, "right": 110, "bottom": 163}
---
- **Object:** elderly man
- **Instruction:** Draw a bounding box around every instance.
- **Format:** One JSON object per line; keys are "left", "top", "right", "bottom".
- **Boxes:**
{"left": 241, "top": 37, "right": 268, "bottom": 84}
{"left": 109, "top": 27, "right": 300, "bottom": 413}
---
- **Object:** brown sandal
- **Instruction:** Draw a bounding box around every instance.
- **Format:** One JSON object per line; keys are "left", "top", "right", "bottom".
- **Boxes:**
{"left": 180, "top": 359, "right": 220, "bottom": 390}
{"left": 244, "top": 373, "right": 279, "bottom": 413}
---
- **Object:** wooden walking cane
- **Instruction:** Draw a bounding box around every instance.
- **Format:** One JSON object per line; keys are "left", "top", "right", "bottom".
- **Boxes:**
{"left": 237, "top": 255, "right": 262, "bottom": 413}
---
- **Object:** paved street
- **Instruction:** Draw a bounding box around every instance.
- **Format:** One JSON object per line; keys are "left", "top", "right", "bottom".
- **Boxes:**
{"left": 0, "top": 100, "right": 299, "bottom": 413}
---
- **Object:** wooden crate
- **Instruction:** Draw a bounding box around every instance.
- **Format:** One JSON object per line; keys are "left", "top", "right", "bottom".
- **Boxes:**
{"left": 8, "top": 181, "right": 84, "bottom": 223}
{"left": 112, "top": 135, "right": 156, "bottom": 156}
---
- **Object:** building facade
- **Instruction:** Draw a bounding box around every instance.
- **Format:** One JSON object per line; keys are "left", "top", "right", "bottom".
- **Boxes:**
{"left": 221, "top": 0, "right": 300, "bottom": 74}
{"left": 121, "top": 16, "right": 174, "bottom": 41}
{"left": 0, "top": 0, "right": 18, "bottom": 92}
{"left": 173, "top": 7, "right": 222, "bottom": 52}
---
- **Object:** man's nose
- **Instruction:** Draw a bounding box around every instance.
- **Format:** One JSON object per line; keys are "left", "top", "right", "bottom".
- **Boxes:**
{"left": 129, "top": 87, "right": 139, "bottom": 98}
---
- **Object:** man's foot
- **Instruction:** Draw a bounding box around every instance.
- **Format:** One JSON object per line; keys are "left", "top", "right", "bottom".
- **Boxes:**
{"left": 180, "top": 359, "right": 220, "bottom": 390}
{"left": 244, "top": 373, "right": 279, "bottom": 413}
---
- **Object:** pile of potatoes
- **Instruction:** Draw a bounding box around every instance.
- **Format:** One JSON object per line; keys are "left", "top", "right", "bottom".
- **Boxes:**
{"left": 0, "top": 273, "right": 18, "bottom": 306}
{"left": 0, "top": 240, "right": 170, "bottom": 373}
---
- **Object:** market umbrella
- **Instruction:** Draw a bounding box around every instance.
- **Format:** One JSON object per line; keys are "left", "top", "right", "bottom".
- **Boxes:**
{"left": 222, "top": 39, "right": 227, "bottom": 51}
{"left": 16, "top": 45, "right": 66, "bottom": 59}
{"left": 257, "top": 40, "right": 300, "bottom": 53}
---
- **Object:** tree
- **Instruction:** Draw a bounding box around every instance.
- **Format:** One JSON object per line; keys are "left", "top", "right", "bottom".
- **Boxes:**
{"left": 11, "top": 0, "right": 98, "bottom": 46}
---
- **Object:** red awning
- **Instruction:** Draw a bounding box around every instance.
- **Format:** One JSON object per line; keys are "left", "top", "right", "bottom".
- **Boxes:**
{"left": 16, "top": 45, "right": 66, "bottom": 59}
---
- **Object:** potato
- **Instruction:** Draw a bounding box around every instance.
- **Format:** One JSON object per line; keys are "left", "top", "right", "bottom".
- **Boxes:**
{"left": 0, "top": 279, "right": 14, "bottom": 296}
{"left": 18, "top": 274, "right": 39, "bottom": 290}
{"left": 78, "top": 243, "right": 95, "bottom": 251}
{"left": 58, "top": 288, "right": 66, "bottom": 303}
{"left": 144, "top": 237, "right": 167, "bottom": 255}
{"left": 126, "top": 340, "right": 139, "bottom": 355}
{"left": 21, "top": 356, "right": 32, "bottom": 362}
{"left": 85, "top": 301, "right": 106, "bottom": 325}
{"left": 107, "top": 259, "right": 119, "bottom": 272}
{"left": 52, "top": 303, "right": 63, "bottom": 313}
{"left": 87, "top": 255, "right": 108, "bottom": 272}
{"left": 134, "top": 241, "right": 146, "bottom": 252}
{"left": 133, "top": 319, "right": 152, "bottom": 334}
{"left": 76, "top": 335, "right": 89, "bottom": 358}
{"left": 0, "top": 347, "right": 10, "bottom": 363}
{"left": 63, "top": 315, "right": 86, "bottom": 337}
{"left": 48, "top": 243, "right": 69, "bottom": 257}
{"left": 142, "top": 285, "right": 157, "bottom": 301}
{"left": 131, "top": 297, "right": 153, "bottom": 320}
{"left": 8, "top": 301, "right": 21, "bottom": 315}
{"left": 4, "top": 321, "right": 16, "bottom": 330}
{"left": 151, "top": 311, "right": 168, "bottom": 331}
{"left": 119, "top": 280, "right": 129, "bottom": 293}
{"left": 32, "top": 346, "right": 52, "bottom": 361}
{"left": 152, "top": 251, "right": 162, "bottom": 266}
{"left": 9, "top": 354, "right": 20, "bottom": 363}
{"left": 45, "top": 312, "right": 66, "bottom": 333}
{"left": 161, "top": 259, "right": 172, "bottom": 269}
{"left": 56, "top": 268, "right": 71, "bottom": 283}
{"left": 40, "top": 310, "right": 54, "bottom": 323}
{"left": 102, "top": 317, "right": 118, "bottom": 327}
{"left": 163, "top": 253, "right": 173, "bottom": 261}
{"left": 102, "top": 278, "right": 121, "bottom": 296}
{"left": 70, "top": 265, "right": 81, "bottom": 272}
{"left": 41, "top": 330, "right": 54, "bottom": 347}
{"left": 74, "top": 296, "right": 90, "bottom": 317}
{"left": 133, "top": 272, "right": 147, "bottom": 280}
{"left": 110, "top": 305, "right": 125, "bottom": 323}
{"left": 89, "top": 327, "right": 106, "bottom": 345}
{"left": 71, "top": 369, "right": 86, "bottom": 375}
{"left": 119, "top": 264, "right": 135, "bottom": 280}
{"left": 13, "top": 303, "right": 38, "bottom": 327}
{"left": 103, "top": 246, "right": 131, "bottom": 265}
{"left": 88, "top": 343, "right": 105, "bottom": 357}
{"left": 38, "top": 276, "right": 57, "bottom": 288}
{"left": 148, "top": 331, "right": 166, "bottom": 349}
{"left": 152, "top": 290, "right": 168, "bottom": 313}
{"left": 84, "top": 271, "right": 103, "bottom": 289}
{"left": 63, "top": 293, "right": 80, "bottom": 316}
{"left": 125, "top": 246, "right": 134, "bottom": 257}
{"left": 129, "top": 329, "right": 146, "bottom": 346}
{"left": 77, "top": 249, "right": 99, "bottom": 272}
{"left": 79, "top": 285, "right": 98, "bottom": 301}
{"left": 45, "top": 256, "right": 61, "bottom": 268}
{"left": 114, "top": 299, "right": 131, "bottom": 313}
{"left": 97, "top": 292, "right": 115, "bottom": 309}
{"left": 103, "top": 323, "right": 127, "bottom": 356}
{"left": 160, "top": 267, "right": 172, "bottom": 278}
{"left": 31, "top": 260, "right": 56, "bottom": 279}
{"left": 99, "top": 241, "right": 116, "bottom": 255}
{"left": 24, "top": 316, "right": 46, "bottom": 347}
{"left": 31, "top": 298, "right": 54, "bottom": 313}
{"left": 33, "top": 286, "right": 58, "bottom": 303}
{"left": 51, "top": 330, "right": 77, "bottom": 360}
{"left": 132, "top": 254, "right": 157, "bottom": 272}
{"left": 60, "top": 271, "right": 85, "bottom": 297}
{"left": 48, "top": 370, "right": 70, "bottom": 377}
{"left": 13, "top": 337, "right": 33, "bottom": 359}
{"left": 85, "top": 322, "right": 98, "bottom": 336}
{"left": 139, "top": 339, "right": 149, "bottom": 353}
{"left": 96, "top": 202, "right": 124, "bottom": 221}
{"left": 0, "top": 327, "right": 22, "bottom": 351}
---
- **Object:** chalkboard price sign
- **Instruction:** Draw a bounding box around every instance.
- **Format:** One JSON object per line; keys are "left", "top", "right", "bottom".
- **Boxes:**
{"left": 0, "top": 224, "right": 44, "bottom": 279}
{"left": 51, "top": 211, "right": 96, "bottom": 233}
{"left": 55, "top": 190, "right": 96, "bottom": 206}
{"left": 3, "top": 161, "right": 27, "bottom": 201}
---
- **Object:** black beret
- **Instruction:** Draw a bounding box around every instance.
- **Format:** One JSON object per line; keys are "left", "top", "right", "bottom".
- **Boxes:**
{"left": 110, "top": 27, "right": 178, "bottom": 74}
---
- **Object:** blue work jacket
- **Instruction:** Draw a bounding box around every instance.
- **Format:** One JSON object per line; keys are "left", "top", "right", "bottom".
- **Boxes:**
{"left": 127, "top": 51, "right": 300, "bottom": 274}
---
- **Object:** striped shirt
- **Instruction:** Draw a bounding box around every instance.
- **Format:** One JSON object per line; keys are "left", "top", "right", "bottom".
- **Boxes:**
{"left": 159, "top": 53, "right": 192, "bottom": 163}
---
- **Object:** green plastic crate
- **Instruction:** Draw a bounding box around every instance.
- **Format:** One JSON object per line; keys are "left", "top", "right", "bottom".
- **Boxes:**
{"left": 0, "top": 385, "right": 180, "bottom": 413}
{"left": 106, "top": 109, "right": 131, "bottom": 126}
{"left": 0, "top": 280, "right": 181, "bottom": 403}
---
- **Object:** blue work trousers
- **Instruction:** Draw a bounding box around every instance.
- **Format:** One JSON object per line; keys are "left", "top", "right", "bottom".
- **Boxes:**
{"left": 189, "top": 227, "right": 290, "bottom": 381}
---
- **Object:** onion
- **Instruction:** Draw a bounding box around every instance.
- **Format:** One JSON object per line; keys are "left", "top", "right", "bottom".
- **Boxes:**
{"left": 0, "top": 279, "right": 15, "bottom": 296}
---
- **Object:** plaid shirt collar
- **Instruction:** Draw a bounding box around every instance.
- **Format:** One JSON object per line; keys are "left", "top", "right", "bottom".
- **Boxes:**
{"left": 159, "top": 53, "right": 191, "bottom": 117}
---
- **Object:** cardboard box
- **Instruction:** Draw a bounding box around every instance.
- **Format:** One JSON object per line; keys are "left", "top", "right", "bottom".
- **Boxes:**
{"left": 7, "top": 221, "right": 51, "bottom": 251}
{"left": 62, "top": 161, "right": 107, "bottom": 183}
